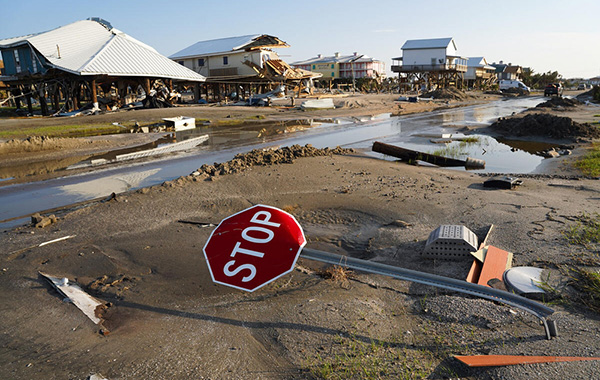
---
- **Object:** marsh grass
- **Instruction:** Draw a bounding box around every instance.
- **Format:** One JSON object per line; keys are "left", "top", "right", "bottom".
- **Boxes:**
{"left": 574, "top": 143, "right": 600, "bottom": 176}
{"left": 430, "top": 136, "right": 488, "bottom": 159}
{"left": 0, "top": 124, "right": 128, "bottom": 139}
{"left": 564, "top": 212, "right": 600, "bottom": 247}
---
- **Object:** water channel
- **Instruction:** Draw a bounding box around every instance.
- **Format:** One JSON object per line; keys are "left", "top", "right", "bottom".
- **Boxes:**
{"left": 0, "top": 96, "right": 548, "bottom": 229}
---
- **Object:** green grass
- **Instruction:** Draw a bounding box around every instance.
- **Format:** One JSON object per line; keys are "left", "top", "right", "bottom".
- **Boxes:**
{"left": 429, "top": 137, "right": 487, "bottom": 159}
{"left": 0, "top": 123, "right": 127, "bottom": 139}
{"left": 306, "top": 337, "right": 434, "bottom": 379}
{"left": 574, "top": 144, "right": 600, "bottom": 176}
{"left": 564, "top": 212, "right": 600, "bottom": 247}
{"left": 569, "top": 268, "right": 600, "bottom": 313}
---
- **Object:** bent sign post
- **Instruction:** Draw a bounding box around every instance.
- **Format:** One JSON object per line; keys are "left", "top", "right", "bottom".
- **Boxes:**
{"left": 203, "top": 205, "right": 556, "bottom": 339}
{"left": 203, "top": 204, "right": 306, "bottom": 292}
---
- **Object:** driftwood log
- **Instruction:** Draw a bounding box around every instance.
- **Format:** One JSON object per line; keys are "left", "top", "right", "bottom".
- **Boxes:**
{"left": 372, "top": 141, "right": 485, "bottom": 169}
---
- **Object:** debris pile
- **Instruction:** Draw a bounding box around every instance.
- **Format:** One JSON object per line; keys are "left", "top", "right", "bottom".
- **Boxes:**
{"left": 536, "top": 97, "right": 581, "bottom": 108}
{"left": 31, "top": 213, "right": 57, "bottom": 228}
{"left": 489, "top": 113, "right": 600, "bottom": 140}
{"left": 420, "top": 87, "right": 472, "bottom": 100}
{"left": 195, "top": 144, "right": 354, "bottom": 177}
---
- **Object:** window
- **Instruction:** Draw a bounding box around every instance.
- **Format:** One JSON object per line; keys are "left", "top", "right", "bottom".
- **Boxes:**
{"left": 312, "top": 64, "right": 316, "bottom": 69}
{"left": 331, "top": 72, "right": 335, "bottom": 77}
{"left": 223, "top": 56, "right": 228, "bottom": 65}
{"left": 331, "top": 64, "right": 334, "bottom": 69}
{"left": 14, "top": 50, "right": 21, "bottom": 73}
{"left": 178, "top": 61, "right": 184, "bottom": 66}
{"left": 198, "top": 58, "right": 205, "bottom": 67}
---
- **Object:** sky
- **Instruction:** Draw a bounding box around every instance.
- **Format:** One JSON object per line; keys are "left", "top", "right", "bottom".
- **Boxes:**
{"left": 1, "top": 0, "right": 599, "bottom": 79}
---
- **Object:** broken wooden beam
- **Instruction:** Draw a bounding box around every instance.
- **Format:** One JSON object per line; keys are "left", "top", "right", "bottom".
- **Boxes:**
{"left": 455, "top": 354, "right": 600, "bottom": 367}
{"left": 372, "top": 141, "right": 484, "bottom": 169}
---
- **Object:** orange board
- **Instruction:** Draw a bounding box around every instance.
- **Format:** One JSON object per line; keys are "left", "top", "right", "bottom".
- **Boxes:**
{"left": 477, "top": 246, "right": 512, "bottom": 287}
{"left": 455, "top": 355, "right": 600, "bottom": 367}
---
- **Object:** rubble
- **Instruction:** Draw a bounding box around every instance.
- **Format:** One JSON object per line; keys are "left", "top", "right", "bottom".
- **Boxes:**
{"left": 196, "top": 144, "right": 354, "bottom": 177}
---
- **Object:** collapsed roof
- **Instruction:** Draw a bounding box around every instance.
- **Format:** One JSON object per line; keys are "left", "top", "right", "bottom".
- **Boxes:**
{"left": 0, "top": 19, "right": 205, "bottom": 82}
{"left": 170, "top": 34, "right": 289, "bottom": 59}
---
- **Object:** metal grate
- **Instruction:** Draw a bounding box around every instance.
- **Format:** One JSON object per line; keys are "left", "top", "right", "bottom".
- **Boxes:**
{"left": 423, "top": 225, "right": 478, "bottom": 260}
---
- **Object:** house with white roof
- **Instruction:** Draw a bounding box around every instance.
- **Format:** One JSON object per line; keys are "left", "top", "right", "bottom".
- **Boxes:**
{"left": 465, "top": 57, "right": 497, "bottom": 89}
{"left": 391, "top": 37, "right": 467, "bottom": 90}
{"left": 0, "top": 18, "right": 205, "bottom": 114}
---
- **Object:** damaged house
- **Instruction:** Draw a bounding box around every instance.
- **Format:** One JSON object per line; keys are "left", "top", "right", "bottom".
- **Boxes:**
{"left": 170, "top": 34, "right": 320, "bottom": 102}
{"left": 0, "top": 18, "right": 205, "bottom": 115}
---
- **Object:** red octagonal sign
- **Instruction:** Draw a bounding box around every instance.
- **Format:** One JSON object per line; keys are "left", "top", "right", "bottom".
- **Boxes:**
{"left": 203, "top": 205, "right": 306, "bottom": 292}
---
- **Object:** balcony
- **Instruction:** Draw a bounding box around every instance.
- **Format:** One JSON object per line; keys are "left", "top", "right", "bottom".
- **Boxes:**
{"left": 391, "top": 63, "right": 467, "bottom": 73}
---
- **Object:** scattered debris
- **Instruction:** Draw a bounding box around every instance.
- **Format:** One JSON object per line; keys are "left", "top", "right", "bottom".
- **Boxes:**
{"left": 318, "top": 265, "right": 352, "bottom": 289}
{"left": 300, "top": 98, "right": 335, "bottom": 110}
{"left": 112, "top": 135, "right": 207, "bottom": 162}
{"left": 372, "top": 141, "right": 485, "bottom": 169}
{"left": 454, "top": 354, "right": 600, "bottom": 367}
{"left": 31, "top": 213, "right": 58, "bottom": 228}
{"left": 163, "top": 116, "right": 196, "bottom": 131}
{"left": 423, "top": 225, "right": 478, "bottom": 260}
{"left": 466, "top": 245, "right": 513, "bottom": 287}
{"left": 385, "top": 220, "right": 412, "bottom": 228}
{"left": 7, "top": 235, "right": 76, "bottom": 260}
{"left": 503, "top": 266, "right": 546, "bottom": 295}
{"left": 196, "top": 144, "right": 354, "bottom": 178}
{"left": 177, "top": 220, "right": 216, "bottom": 228}
{"left": 87, "top": 374, "right": 109, "bottom": 380}
{"left": 39, "top": 272, "right": 106, "bottom": 325}
{"left": 483, "top": 176, "right": 522, "bottom": 189}
{"left": 420, "top": 87, "right": 473, "bottom": 100}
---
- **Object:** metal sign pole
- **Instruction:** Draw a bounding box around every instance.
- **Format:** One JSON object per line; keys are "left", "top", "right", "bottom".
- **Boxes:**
{"left": 301, "top": 248, "right": 557, "bottom": 339}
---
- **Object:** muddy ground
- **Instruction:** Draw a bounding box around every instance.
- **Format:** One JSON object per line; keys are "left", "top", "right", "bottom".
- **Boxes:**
{"left": 1, "top": 92, "right": 599, "bottom": 379}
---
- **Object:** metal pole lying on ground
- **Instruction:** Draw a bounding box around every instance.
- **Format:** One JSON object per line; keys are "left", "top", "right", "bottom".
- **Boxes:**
{"left": 301, "top": 247, "right": 557, "bottom": 340}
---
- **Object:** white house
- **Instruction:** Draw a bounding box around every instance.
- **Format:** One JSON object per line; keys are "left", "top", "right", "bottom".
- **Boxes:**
{"left": 465, "top": 57, "right": 497, "bottom": 88}
{"left": 391, "top": 37, "right": 468, "bottom": 90}
{"left": 392, "top": 37, "right": 467, "bottom": 73}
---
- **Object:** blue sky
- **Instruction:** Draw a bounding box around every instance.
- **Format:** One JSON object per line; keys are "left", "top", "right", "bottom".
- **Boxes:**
{"left": 1, "top": 0, "right": 599, "bottom": 78}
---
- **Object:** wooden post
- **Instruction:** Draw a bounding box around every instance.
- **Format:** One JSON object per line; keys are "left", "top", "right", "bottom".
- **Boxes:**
{"left": 25, "top": 86, "right": 33, "bottom": 114}
{"left": 90, "top": 78, "right": 98, "bottom": 110}
{"left": 38, "top": 84, "right": 49, "bottom": 116}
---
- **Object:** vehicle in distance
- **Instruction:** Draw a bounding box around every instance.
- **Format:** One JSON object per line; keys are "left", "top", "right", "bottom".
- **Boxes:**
{"left": 499, "top": 80, "right": 530, "bottom": 94}
{"left": 544, "top": 83, "right": 563, "bottom": 97}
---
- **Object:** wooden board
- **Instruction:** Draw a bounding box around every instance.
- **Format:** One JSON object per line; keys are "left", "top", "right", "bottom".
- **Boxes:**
{"left": 476, "top": 246, "right": 513, "bottom": 287}
{"left": 455, "top": 355, "right": 600, "bottom": 367}
{"left": 40, "top": 272, "right": 104, "bottom": 324}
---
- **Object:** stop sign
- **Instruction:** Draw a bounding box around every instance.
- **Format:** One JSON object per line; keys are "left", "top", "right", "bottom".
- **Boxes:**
{"left": 203, "top": 205, "right": 306, "bottom": 292}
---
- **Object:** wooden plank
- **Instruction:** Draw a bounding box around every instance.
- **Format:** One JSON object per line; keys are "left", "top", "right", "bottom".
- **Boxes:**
{"left": 455, "top": 355, "right": 600, "bottom": 367}
{"left": 466, "top": 259, "right": 482, "bottom": 283}
{"left": 477, "top": 246, "right": 513, "bottom": 287}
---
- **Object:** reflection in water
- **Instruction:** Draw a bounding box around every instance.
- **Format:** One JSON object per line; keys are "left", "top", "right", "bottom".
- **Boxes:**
{"left": 60, "top": 168, "right": 161, "bottom": 199}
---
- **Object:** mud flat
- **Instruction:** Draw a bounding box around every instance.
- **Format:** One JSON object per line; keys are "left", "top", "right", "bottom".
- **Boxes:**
{"left": 1, "top": 143, "right": 599, "bottom": 379}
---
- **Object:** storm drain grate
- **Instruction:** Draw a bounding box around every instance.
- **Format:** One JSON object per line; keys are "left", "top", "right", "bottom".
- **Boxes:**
{"left": 423, "top": 225, "right": 478, "bottom": 260}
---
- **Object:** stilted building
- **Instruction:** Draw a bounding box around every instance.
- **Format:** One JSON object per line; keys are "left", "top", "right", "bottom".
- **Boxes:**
{"left": 391, "top": 37, "right": 467, "bottom": 92}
